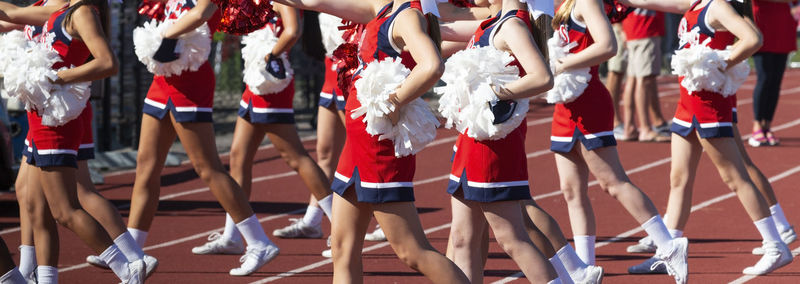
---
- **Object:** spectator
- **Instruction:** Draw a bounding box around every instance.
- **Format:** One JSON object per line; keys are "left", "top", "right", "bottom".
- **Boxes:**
{"left": 608, "top": 23, "right": 630, "bottom": 140}
{"left": 749, "top": 0, "right": 797, "bottom": 147}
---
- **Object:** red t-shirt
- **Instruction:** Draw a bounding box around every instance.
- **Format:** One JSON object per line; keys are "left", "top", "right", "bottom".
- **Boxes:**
{"left": 753, "top": 0, "right": 797, "bottom": 53}
{"left": 622, "top": 8, "right": 664, "bottom": 40}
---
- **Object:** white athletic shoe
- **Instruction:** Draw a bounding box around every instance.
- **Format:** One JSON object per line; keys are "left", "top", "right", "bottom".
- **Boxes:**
{"left": 571, "top": 265, "right": 603, "bottom": 284}
{"left": 322, "top": 249, "right": 332, "bottom": 258}
{"left": 743, "top": 241, "right": 793, "bottom": 275}
{"left": 651, "top": 237, "right": 688, "bottom": 284}
{"left": 272, "top": 218, "right": 323, "bottom": 239}
{"left": 191, "top": 232, "right": 245, "bottom": 255}
{"left": 120, "top": 259, "right": 146, "bottom": 284}
{"left": 627, "top": 236, "right": 657, "bottom": 253}
{"left": 229, "top": 244, "right": 280, "bottom": 276}
{"left": 87, "top": 254, "right": 159, "bottom": 279}
{"left": 753, "top": 226, "right": 796, "bottom": 255}
{"left": 364, "top": 225, "right": 386, "bottom": 241}
{"left": 23, "top": 268, "right": 36, "bottom": 284}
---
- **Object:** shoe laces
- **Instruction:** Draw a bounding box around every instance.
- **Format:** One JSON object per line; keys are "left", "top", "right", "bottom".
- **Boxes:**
{"left": 239, "top": 247, "right": 264, "bottom": 264}
{"left": 652, "top": 248, "right": 679, "bottom": 279}
{"left": 206, "top": 232, "right": 223, "bottom": 242}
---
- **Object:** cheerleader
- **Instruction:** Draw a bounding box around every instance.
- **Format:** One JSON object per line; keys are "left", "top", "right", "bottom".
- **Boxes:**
{"left": 439, "top": 0, "right": 560, "bottom": 282}
{"left": 126, "top": 0, "right": 278, "bottom": 276}
{"left": 621, "top": 0, "right": 793, "bottom": 275}
{"left": 191, "top": 3, "right": 337, "bottom": 254}
{"left": 271, "top": 0, "right": 471, "bottom": 282}
{"left": 0, "top": 1, "right": 146, "bottom": 283}
{"left": 548, "top": 0, "right": 689, "bottom": 282}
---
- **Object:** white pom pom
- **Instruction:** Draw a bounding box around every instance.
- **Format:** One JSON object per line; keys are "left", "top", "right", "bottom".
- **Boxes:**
{"left": 40, "top": 67, "right": 91, "bottom": 126}
{"left": 434, "top": 46, "right": 526, "bottom": 140}
{"left": 319, "top": 13, "right": 345, "bottom": 57}
{"left": 241, "top": 27, "right": 294, "bottom": 95}
{"left": 0, "top": 31, "right": 30, "bottom": 79}
{"left": 2, "top": 33, "right": 60, "bottom": 111}
{"left": 546, "top": 35, "right": 590, "bottom": 104}
{"left": 670, "top": 34, "right": 747, "bottom": 97}
{"left": 352, "top": 58, "right": 440, "bottom": 157}
{"left": 720, "top": 50, "right": 750, "bottom": 96}
{"left": 133, "top": 19, "right": 211, "bottom": 77}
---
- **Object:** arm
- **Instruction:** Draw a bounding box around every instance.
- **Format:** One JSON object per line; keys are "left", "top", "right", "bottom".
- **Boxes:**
{"left": 707, "top": 0, "right": 762, "bottom": 67}
{"left": 494, "top": 19, "right": 553, "bottom": 99}
{"left": 617, "top": 0, "right": 691, "bottom": 14}
{"left": 272, "top": 0, "right": 378, "bottom": 24}
{"left": 441, "top": 40, "right": 469, "bottom": 57}
{"left": 390, "top": 9, "right": 444, "bottom": 106}
{"left": 437, "top": 2, "right": 491, "bottom": 21}
{"left": 556, "top": 0, "right": 617, "bottom": 73}
{"left": 439, "top": 19, "right": 482, "bottom": 42}
{"left": 0, "top": 1, "right": 65, "bottom": 26}
{"left": 163, "top": 0, "right": 218, "bottom": 39}
{"left": 0, "top": 20, "right": 23, "bottom": 32}
{"left": 55, "top": 6, "right": 118, "bottom": 84}
{"left": 270, "top": 3, "right": 302, "bottom": 56}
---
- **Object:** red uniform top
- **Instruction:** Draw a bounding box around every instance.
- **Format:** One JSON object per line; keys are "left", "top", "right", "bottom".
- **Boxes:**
{"left": 24, "top": 0, "right": 46, "bottom": 41}
{"left": 753, "top": 0, "right": 797, "bottom": 53}
{"left": 448, "top": 10, "right": 532, "bottom": 202}
{"left": 621, "top": 8, "right": 664, "bottom": 40}
{"left": 40, "top": 5, "right": 91, "bottom": 69}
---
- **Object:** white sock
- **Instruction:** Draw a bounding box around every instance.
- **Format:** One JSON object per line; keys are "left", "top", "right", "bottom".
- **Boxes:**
{"left": 572, "top": 235, "right": 595, "bottom": 265}
{"left": 754, "top": 216, "right": 782, "bottom": 243}
{"left": 555, "top": 245, "right": 588, "bottom": 277}
{"left": 36, "top": 266, "right": 58, "bottom": 284}
{"left": 235, "top": 215, "right": 274, "bottom": 248}
{"left": 100, "top": 245, "right": 131, "bottom": 281}
{"left": 127, "top": 228, "right": 148, "bottom": 248}
{"left": 114, "top": 232, "right": 145, "bottom": 261}
{"left": 0, "top": 267, "right": 26, "bottom": 283}
{"left": 17, "top": 245, "right": 36, "bottom": 277}
{"left": 302, "top": 205, "right": 324, "bottom": 227}
{"left": 549, "top": 256, "right": 574, "bottom": 284}
{"left": 642, "top": 215, "right": 673, "bottom": 251}
{"left": 669, "top": 229, "right": 683, "bottom": 238}
{"left": 317, "top": 194, "right": 334, "bottom": 222}
{"left": 222, "top": 214, "right": 243, "bottom": 243}
{"left": 770, "top": 204, "right": 791, "bottom": 233}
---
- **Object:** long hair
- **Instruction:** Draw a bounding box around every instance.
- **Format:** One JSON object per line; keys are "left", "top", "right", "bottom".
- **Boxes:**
{"left": 729, "top": 0, "right": 753, "bottom": 20}
{"left": 530, "top": 14, "right": 552, "bottom": 63}
{"left": 552, "top": 0, "right": 576, "bottom": 30}
{"left": 64, "top": 0, "right": 111, "bottom": 37}
{"left": 425, "top": 13, "right": 442, "bottom": 52}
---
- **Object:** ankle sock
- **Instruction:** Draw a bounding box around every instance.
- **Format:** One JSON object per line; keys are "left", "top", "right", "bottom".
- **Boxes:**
{"left": 222, "top": 214, "right": 243, "bottom": 243}
{"left": 302, "top": 205, "right": 324, "bottom": 227}
{"left": 235, "top": 215, "right": 274, "bottom": 248}
{"left": 573, "top": 235, "right": 595, "bottom": 265}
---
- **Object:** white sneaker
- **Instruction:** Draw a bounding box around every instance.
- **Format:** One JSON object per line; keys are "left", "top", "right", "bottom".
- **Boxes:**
{"left": 86, "top": 255, "right": 158, "bottom": 279}
{"left": 743, "top": 241, "right": 793, "bottom": 275}
{"left": 651, "top": 237, "right": 688, "bottom": 284}
{"left": 627, "top": 236, "right": 657, "bottom": 253}
{"left": 272, "top": 218, "right": 323, "bottom": 239}
{"left": 753, "top": 226, "right": 796, "bottom": 255}
{"left": 120, "top": 259, "right": 146, "bottom": 284}
{"left": 23, "top": 268, "right": 36, "bottom": 284}
{"left": 322, "top": 249, "right": 332, "bottom": 258}
{"left": 364, "top": 225, "right": 386, "bottom": 242}
{"left": 229, "top": 244, "right": 280, "bottom": 276}
{"left": 571, "top": 265, "right": 603, "bottom": 284}
{"left": 191, "top": 232, "right": 245, "bottom": 255}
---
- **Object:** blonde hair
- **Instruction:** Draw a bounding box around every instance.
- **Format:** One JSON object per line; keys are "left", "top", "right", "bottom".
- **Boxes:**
{"left": 552, "top": 0, "right": 576, "bottom": 30}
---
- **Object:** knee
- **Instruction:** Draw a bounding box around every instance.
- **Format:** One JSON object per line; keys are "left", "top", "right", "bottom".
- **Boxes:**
{"left": 49, "top": 206, "right": 78, "bottom": 227}
{"left": 597, "top": 176, "right": 627, "bottom": 196}
{"left": 560, "top": 185, "right": 583, "bottom": 204}
{"left": 393, "top": 245, "right": 423, "bottom": 271}
{"left": 282, "top": 153, "right": 302, "bottom": 171}
{"left": 192, "top": 162, "right": 224, "bottom": 183}
{"left": 449, "top": 229, "right": 472, "bottom": 250}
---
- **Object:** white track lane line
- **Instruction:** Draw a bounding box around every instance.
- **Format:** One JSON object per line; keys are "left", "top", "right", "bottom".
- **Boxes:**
{"left": 493, "top": 165, "right": 800, "bottom": 284}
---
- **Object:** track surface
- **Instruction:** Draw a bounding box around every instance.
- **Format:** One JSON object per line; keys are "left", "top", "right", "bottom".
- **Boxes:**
{"left": 2, "top": 70, "right": 800, "bottom": 283}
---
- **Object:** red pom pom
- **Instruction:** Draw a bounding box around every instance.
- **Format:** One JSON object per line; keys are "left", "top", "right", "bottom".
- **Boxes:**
{"left": 138, "top": 0, "right": 165, "bottom": 21}
{"left": 210, "top": 0, "right": 276, "bottom": 35}
{"left": 331, "top": 24, "right": 364, "bottom": 96}
{"left": 603, "top": 0, "right": 634, "bottom": 23}
{"left": 449, "top": 0, "right": 474, "bottom": 8}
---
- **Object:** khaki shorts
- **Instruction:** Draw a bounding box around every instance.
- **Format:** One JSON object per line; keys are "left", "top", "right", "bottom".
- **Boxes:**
{"left": 626, "top": 37, "right": 662, "bottom": 77}
{"left": 607, "top": 24, "right": 627, "bottom": 73}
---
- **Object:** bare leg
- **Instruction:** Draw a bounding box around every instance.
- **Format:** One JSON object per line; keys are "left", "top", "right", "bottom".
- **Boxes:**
{"left": 621, "top": 76, "right": 637, "bottom": 138}
{"left": 607, "top": 71, "right": 625, "bottom": 127}
{"left": 330, "top": 189, "right": 371, "bottom": 284}
{"left": 555, "top": 147, "right": 593, "bottom": 237}
{"left": 732, "top": 125, "right": 778, "bottom": 205}
{"left": 373, "top": 201, "right": 470, "bottom": 284}
{"left": 14, "top": 160, "right": 33, "bottom": 247}
{"left": 25, "top": 165, "right": 58, "bottom": 266}
{"left": 665, "top": 132, "right": 702, "bottom": 230}
{"left": 646, "top": 76, "right": 667, "bottom": 127}
{"left": 447, "top": 193, "right": 488, "bottom": 282}
{"left": 76, "top": 160, "right": 127, "bottom": 238}
{"left": 265, "top": 123, "right": 332, "bottom": 201}
{"left": 522, "top": 199, "right": 569, "bottom": 257}
{"left": 229, "top": 117, "right": 268, "bottom": 198}
{"left": 128, "top": 115, "right": 177, "bottom": 231}
{"left": 315, "top": 105, "right": 346, "bottom": 180}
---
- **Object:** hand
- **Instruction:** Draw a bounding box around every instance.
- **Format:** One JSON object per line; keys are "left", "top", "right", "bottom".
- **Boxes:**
{"left": 387, "top": 93, "right": 402, "bottom": 125}
{"left": 265, "top": 53, "right": 287, "bottom": 79}
{"left": 153, "top": 38, "right": 179, "bottom": 63}
{"left": 553, "top": 59, "right": 564, "bottom": 75}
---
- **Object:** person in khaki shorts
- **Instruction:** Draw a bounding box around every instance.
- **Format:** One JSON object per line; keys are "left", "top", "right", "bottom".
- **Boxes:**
{"left": 621, "top": 8, "right": 670, "bottom": 142}
{"left": 607, "top": 23, "right": 628, "bottom": 139}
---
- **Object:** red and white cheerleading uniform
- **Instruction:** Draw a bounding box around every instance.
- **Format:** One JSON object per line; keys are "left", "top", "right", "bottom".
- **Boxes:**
{"left": 143, "top": 0, "right": 221, "bottom": 123}
{"left": 331, "top": 1, "right": 421, "bottom": 203}
{"left": 239, "top": 16, "right": 296, "bottom": 124}
{"left": 25, "top": 4, "right": 94, "bottom": 168}
{"left": 550, "top": 7, "right": 616, "bottom": 153}
{"left": 669, "top": 0, "right": 735, "bottom": 138}
{"left": 319, "top": 56, "right": 346, "bottom": 110}
{"left": 447, "top": 10, "right": 532, "bottom": 202}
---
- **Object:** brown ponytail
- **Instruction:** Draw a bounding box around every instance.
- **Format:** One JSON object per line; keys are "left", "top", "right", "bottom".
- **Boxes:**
{"left": 530, "top": 14, "right": 552, "bottom": 63}
{"left": 729, "top": 0, "right": 753, "bottom": 21}
{"left": 65, "top": 0, "right": 111, "bottom": 38}
{"left": 425, "top": 13, "right": 442, "bottom": 52}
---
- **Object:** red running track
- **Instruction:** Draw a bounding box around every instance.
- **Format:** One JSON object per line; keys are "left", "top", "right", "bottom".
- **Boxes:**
{"left": 2, "top": 70, "right": 800, "bottom": 283}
